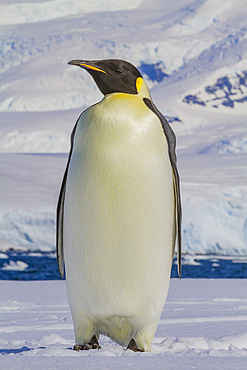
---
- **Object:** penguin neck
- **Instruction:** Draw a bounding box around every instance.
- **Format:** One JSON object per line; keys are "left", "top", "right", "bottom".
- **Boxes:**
{"left": 103, "top": 78, "right": 151, "bottom": 101}
{"left": 84, "top": 82, "right": 153, "bottom": 141}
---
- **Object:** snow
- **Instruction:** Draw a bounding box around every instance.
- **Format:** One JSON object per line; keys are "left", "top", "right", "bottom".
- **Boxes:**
{"left": 0, "top": 0, "right": 247, "bottom": 255}
{"left": 0, "top": 0, "right": 145, "bottom": 25}
{"left": 0, "top": 130, "right": 70, "bottom": 153}
{"left": 1, "top": 279, "right": 247, "bottom": 368}
{"left": 183, "top": 69, "right": 247, "bottom": 109}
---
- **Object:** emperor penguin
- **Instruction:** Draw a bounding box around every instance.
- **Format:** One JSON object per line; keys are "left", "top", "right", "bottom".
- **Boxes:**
{"left": 56, "top": 59, "right": 182, "bottom": 352}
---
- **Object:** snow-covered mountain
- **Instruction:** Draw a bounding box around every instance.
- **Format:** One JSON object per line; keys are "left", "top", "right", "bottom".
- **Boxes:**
{"left": 183, "top": 69, "right": 247, "bottom": 109}
{"left": 0, "top": 0, "right": 246, "bottom": 255}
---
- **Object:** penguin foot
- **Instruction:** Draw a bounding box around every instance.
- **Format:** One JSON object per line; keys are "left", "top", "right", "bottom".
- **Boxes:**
{"left": 73, "top": 335, "right": 101, "bottom": 351}
{"left": 127, "top": 339, "right": 144, "bottom": 352}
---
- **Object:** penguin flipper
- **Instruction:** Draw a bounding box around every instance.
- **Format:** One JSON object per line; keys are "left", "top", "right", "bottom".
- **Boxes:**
{"left": 143, "top": 98, "right": 182, "bottom": 278}
{"left": 56, "top": 168, "right": 67, "bottom": 278}
{"left": 56, "top": 116, "right": 81, "bottom": 278}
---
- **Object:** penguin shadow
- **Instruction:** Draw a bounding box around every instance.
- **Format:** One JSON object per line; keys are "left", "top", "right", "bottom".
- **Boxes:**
{"left": 0, "top": 345, "right": 31, "bottom": 355}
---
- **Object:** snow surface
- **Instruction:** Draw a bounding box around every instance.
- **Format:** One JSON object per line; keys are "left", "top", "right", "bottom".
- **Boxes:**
{"left": 0, "top": 0, "right": 247, "bottom": 255}
{"left": 1, "top": 279, "right": 247, "bottom": 369}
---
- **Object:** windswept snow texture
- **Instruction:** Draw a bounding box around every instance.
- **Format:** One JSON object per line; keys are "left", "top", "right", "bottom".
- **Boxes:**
{"left": 0, "top": 0, "right": 247, "bottom": 256}
{"left": 1, "top": 280, "right": 247, "bottom": 369}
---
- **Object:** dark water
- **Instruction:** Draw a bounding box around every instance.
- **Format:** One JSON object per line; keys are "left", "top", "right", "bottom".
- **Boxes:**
{"left": 0, "top": 252, "right": 246, "bottom": 280}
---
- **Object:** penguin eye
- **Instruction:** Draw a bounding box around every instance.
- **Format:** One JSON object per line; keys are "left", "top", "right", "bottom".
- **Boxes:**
{"left": 112, "top": 69, "right": 123, "bottom": 74}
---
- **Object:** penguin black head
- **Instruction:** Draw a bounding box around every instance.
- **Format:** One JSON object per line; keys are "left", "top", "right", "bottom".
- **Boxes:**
{"left": 68, "top": 59, "right": 142, "bottom": 96}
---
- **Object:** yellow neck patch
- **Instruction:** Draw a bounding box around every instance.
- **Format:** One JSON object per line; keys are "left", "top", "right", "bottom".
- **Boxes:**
{"left": 136, "top": 77, "right": 143, "bottom": 92}
{"left": 135, "top": 77, "right": 151, "bottom": 99}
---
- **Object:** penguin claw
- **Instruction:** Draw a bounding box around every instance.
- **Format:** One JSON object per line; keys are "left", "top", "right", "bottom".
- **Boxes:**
{"left": 73, "top": 344, "right": 84, "bottom": 351}
{"left": 73, "top": 335, "right": 101, "bottom": 351}
{"left": 127, "top": 339, "right": 144, "bottom": 352}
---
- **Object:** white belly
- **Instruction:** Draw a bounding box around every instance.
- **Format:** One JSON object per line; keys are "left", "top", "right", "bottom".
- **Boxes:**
{"left": 64, "top": 94, "right": 175, "bottom": 322}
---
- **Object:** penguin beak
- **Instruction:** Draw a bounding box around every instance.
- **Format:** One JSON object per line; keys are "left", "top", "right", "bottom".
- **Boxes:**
{"left": 68, "top": 60, "right": 107, "bottom": 74}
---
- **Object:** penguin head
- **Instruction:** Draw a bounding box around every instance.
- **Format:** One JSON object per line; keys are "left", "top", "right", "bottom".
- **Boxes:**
{"left": 68, "top": 59, "right": 148, "bottom": 97}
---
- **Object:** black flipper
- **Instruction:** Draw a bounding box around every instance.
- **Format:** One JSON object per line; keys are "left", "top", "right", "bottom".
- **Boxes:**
{"left": 56, "top": 115, "right": 81, "bottom": 278}
{"left": 143, "top": 98, "right": 182, "bottom": 278}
